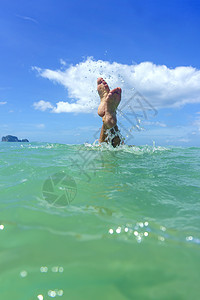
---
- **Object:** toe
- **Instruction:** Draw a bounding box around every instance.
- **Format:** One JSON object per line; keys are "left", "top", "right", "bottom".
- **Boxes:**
{"left": 110, "top": 88, "right": 121, "bottom": 95}
{"left": 114, "top": 87, "right": 122, "bottom": 94}
{"left": 102, "top": 79, "right": 109, "bottom": 88}
{"left": 97, "top": 77, "right": 103, "bottom": 85}
{"left": 97, "top": 78, "right": 110, "bottom": 93}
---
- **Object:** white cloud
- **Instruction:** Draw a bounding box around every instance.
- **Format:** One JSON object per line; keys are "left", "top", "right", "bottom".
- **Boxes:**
{"left": 60, "top": 59, "right": 66, "bottom": 66}
{"left": 143, "top": 121, "right": 167, "bottom": 127}
{"left": 33, "top": 57, "right": 200, "bottom": 114}
{"left": 178, "top": 138, "right": 190, "bottom": 143}
{"left": 36, "top": 123, "right": 45, "bottom": 129}
{"left": 33, "top": 100, "right": 53, "bottom": 111}
{"left": 193, "top": 117, "right": 200, "bottom": 131}
{"left": 16, "top": 14, "right": 38, "bottom": 24}
{"left": 0, "top": 101, "right": 7, "bottom": 105}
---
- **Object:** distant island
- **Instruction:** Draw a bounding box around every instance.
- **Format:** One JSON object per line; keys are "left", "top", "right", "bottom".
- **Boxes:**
{"left": 2, "top": 135, "right": 29, "bottom": 142}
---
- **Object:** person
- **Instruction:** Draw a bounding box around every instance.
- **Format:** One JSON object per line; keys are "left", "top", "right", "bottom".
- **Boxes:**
{"left": 97, "top": 77, "right": 122, "bottom": 147}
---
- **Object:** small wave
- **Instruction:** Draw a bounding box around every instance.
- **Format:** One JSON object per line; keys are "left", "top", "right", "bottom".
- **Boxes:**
{"left": 84, "top": 141, "right": 169, "bottom": 155}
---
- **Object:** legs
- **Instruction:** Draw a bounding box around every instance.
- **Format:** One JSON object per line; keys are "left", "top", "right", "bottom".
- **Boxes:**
{"left": 99, "top": 123, "right": 121, "bottom": 147}
{"left": 97, "top": 78, "right": 122, "bottom": 147}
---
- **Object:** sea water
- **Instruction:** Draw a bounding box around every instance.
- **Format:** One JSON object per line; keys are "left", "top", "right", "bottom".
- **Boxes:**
{"left": 0, "top": 142, "right": 200, "bottom": 300}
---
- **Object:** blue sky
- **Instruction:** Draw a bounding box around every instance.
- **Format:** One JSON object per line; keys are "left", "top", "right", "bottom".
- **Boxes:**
{"left": 1, "top": 0, "right": 200, "bottom": 146}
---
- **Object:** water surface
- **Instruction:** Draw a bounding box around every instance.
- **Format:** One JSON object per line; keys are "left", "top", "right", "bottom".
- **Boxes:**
{"left": 0, "top": 142, "right": 200, "bottom": 299}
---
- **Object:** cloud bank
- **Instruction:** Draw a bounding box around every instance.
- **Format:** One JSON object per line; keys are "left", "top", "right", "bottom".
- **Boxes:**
{"left": 33, "top": 58, "right": 200, "bottom": 113}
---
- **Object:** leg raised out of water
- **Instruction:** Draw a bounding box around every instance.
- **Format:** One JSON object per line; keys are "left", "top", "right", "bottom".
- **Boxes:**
{"left": 97, "top": 77, "right": 122, "bottom": 147}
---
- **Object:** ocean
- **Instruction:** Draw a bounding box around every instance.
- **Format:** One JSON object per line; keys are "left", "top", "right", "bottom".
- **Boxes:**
{"left": 0, "top": 142, "right": 200, "bottom": 300}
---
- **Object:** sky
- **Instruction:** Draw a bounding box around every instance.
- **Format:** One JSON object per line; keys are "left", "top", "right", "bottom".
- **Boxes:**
{"left": 1, "top": 0, "right": 200, "bottom": 146}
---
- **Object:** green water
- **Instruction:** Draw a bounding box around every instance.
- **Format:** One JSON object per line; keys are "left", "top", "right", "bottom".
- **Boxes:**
{"left": 0, "top": 142, "right": 200, "bottom": 300}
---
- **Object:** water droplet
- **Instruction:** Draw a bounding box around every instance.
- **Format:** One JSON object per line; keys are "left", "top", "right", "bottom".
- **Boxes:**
{"left": 52, "top": 266, "right": 59, "bottom": 272}
{"left": 48, "top": 290, "right": 56, "bottom": 298}
{"left": 58, "top": 290, "right": 64, "bottom": 296}
{"left": 160, "top": 226, "right": 166, "bottom": 232}
{"left": 20, "top": 270, "right": 28, "bottom": 278}
{"left": 186, "top": 236, "right": 193, "bottom": 241}
{"left": 116, "top": 227, "right": 121, "bottom": 234}
{"left": 40, "top": 266, "right": 48, "bottom": 273}
{"left": 59, "top": 267, "right": 64, "bottom": 273}
{"left": 158, "top": 236, "right": 165, "bottom": 242}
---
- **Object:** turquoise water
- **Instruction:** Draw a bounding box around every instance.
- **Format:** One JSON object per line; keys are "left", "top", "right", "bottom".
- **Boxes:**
{"left": 0, "top": 142, "right": 200, "bottom": 300}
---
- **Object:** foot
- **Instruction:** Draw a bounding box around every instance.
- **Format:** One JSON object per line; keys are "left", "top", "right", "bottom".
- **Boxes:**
{"left": 102, "top": 87, "right": 122, "bottom": 129}
{"left": 97, "top": 77, "right": 110, "bottom": 117}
